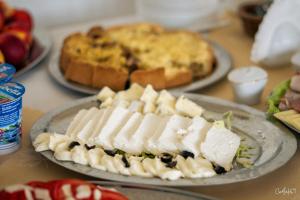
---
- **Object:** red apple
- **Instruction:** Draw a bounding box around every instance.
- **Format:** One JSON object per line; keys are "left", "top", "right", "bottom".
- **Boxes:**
{"left": 8, "top": 9, "right": 33, "bottom": 31}
{"left": 0, "top": 11, "right": 4, "bottom": 31}
{"left": 0, "top": 32, "right": 27, "bottom": 66}
{"left": 4, "top": 21, "right": 30, "bottom": 32}
{"left": 4, "top": 27, "right": 32, "bottom": 47}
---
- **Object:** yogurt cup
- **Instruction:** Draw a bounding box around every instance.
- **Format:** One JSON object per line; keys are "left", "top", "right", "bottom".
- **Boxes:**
{"left": 228, "top": 66, "right": 268, "bottom": 105}
{"left": 0, "top": 64, "right": 25, "bottom": 155}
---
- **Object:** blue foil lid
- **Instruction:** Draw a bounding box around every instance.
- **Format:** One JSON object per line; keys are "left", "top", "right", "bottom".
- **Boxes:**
{"left": 0, "top": 63, "right": 16, "bottom": 84}
{"left": 0, "top": 82, "right": 25, "bottom": 100}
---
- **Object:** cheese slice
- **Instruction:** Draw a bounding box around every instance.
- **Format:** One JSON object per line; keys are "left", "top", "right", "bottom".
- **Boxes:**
{"left": 112, "top": 99, "right": 130, "bottom": 108}
{"left": 175, "top": 95, "right": 204, "bottom": 117}
{"left": 87, "top": 108, "right": 114, "bottom": 145}
{"left": 113, "top": 112, "right": 143, "bottom": 151}
{"left": 124, "top": 113, "right": 161, "bottom": 154}
{"left": 155, "top": 90, "right": 176, "bottom": 115}
{"left": 200, "top": 126, "right": 240, "bottom": 171}
{"left": 97, "top": 86, "right": 115, "bottom": 101}
{"left": 76, "top": 110, "right": 103, "bottom": 143}
{"left": 94, "top": 106, "right": 131, "bottom": 150}
{"left": 66, "top": 109, "right": 87, "bottom": 137}
{"left": 128, "top": 100, "right": 144, "bottom": 113}
{"left": 179, "top": 116, "right": 211, "bottom": 156}
{"left": 156, "top": 114, "right": 191, "bottom": 153}
{"left": 69, "top": 107, "right": 99, "bottom": 139}
{"left": 145, "top": 116, "right": 170, "bottom": 154}
{"left": 140, "top": 85, "right": 158, "bottom": 104}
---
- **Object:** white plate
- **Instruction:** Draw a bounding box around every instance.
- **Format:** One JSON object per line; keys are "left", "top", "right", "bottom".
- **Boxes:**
{"left": 14, "top": 29, "right": 51, "bottom": 78}
{"left": 30, "top": 94, "right": 297, "bottom": 186}
{"left": 48, "top": 41, "right": 232, "bottom": 94}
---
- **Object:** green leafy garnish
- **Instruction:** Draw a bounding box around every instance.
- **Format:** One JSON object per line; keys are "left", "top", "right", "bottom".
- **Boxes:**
{"left": 236, "top": 145, "right": 254, "bottom": 168}
{"left": 223, "top": 111, "right": 233, "bottom": 130}
{"left": 267, "top": 80, "right": 290, "bottom": 117}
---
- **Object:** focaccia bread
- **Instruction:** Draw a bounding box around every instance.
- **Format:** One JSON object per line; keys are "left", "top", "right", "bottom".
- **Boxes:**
{"left": 60, "top": 23, "right": 214, "bottom": 90}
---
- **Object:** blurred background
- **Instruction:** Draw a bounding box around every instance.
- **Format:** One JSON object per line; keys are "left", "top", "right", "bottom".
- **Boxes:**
{"left": 7, "top": 0, "right": 258, "bottom": 28}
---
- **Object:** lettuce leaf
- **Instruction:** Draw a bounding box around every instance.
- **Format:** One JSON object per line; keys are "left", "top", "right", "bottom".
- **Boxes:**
{"left": 267, "top": 80, "right": 290, "bottom": 116}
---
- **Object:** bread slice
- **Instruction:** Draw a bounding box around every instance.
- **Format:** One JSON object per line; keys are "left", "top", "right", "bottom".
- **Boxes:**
{"left": 59, "top": 23, "right": 214, "bottom": 91}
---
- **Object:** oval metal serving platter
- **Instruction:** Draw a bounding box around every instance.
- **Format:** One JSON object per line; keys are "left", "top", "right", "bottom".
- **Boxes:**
{"left": 48, "top": 41, "right": 231, "bottom": 95}
{"left": 30, "top": 94, "right": 297, "bottom": 186}
{"left": 91, "top": 181, "right": 217, "bottom": 200}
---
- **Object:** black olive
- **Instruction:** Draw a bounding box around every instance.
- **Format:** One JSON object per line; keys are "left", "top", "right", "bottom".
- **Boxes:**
{"left": 122, "top": 155, "right": 130, "bottom": 168}
{"left": 104, "top": 149, "right": 117, "bottom": 157}
{"left": 180, "top": 151, "right": 195, "bottom": 159}
{"left": 68, "top": 141, "right": 80, "bottom": 150}
{"left": 166, "top": 161, "right": 177, "bottom": 168}
{"left": 160, "top": 153, "right": 173, "bottom": 163}
{"left": 84, "top": 144, "right": 95, "bottom": 150}
{"left": 214, "top": 165, "right": 226, "bottom": 174}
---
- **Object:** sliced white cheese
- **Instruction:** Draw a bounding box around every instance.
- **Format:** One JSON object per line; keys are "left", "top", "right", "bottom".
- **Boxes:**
{"left": 140, "top": 85, "right": 158, "bottom": 104}
{"left": 117, "top": 83, "right": 144, "bottom": 101}
{"left": 175, "top": 95, "right": 204, "bottom": 117}
{"left": 94, "top": 106, "right": 131, "bottom": 150}
{"left": 128, "top": 100, "right": 144, "bottom": 113}
{"left": 113, "top": 154, "right": 131, "bottom": 175}
{"left": 129, "top": 156, "right": 152, "bottom": 177}
{"left": 143, "top": 102, "right": 156, "bottom": 114}
{"left": 53, "top": 141, "right": 72, "bottom": 161}
{"left": 33, "top": 132, "right": 51, "bottom": 152}
{"left": 76, "top": 109, "right": 103, "bottom": 143}
{"left": 112, "top": 99, "right": 130, "bottom": 108}
{"left": 48, "top": 133, "right": 70, "bottom": 151}
{"left": 200, "top": 126, "right": 240, "bottom": 171}
{"left": 87, "top": 108, "right": 113, "bottom": 145}
{"left": 176, "top": 155, "right": 193, "bottom": 177}
{"left": 87, "top": 148, "right": 106, "bottom": 171}
{"left": 69, "top": 107, "right": 99, "bottom": 139}
{"left": 124, "top": 113, "right": 161, "bottom": 154}
{"left": 175, "top": 155, "right": 215, "bottom": 178}
{"left": 97, "top": 86, "right": 115, "bottom": 101}
{"left": 101, "top": 154, "right": 118, "bottom": 173}
{"left": 157, "top": 90, "right": 176, "bottom": 104}
{"left": 100, "top": 97, "right": 113, "bottom": 108}
{"left": 157, "top": 115, "right": 191, "bottom": 153}
{"left": 179, "top": 116, "right": 211, "bottom": 156}
{"left": 145, "top": 116, "right": 170, "bottom": 154}
{"left": 66, "top": 109, "right": 87, "bottom": 136}
{"left": 113, "top": 112, "right": 143, "bottom": 151}
{"left": 71, "top": 145, "right": 89, "bottom": 165}
{"left": 185, "top": 157, "right": 216, "bottom": 178}
{"left": 142, "top": 158, "right": 158, "bottom": 176}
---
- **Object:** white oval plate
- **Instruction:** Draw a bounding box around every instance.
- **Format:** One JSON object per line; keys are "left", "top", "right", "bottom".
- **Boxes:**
{"left": 48, "top": 41, "right": 231, "bottom": 94}
{"left": 14, "top": 29, "right": 51, "bottom": 78}
{"left": 30, "top": 94, "right": 297, "bottom": 187}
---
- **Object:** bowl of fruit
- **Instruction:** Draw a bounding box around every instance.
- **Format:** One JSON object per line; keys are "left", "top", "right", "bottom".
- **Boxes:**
{"left": 0, "top": 1, "right": 51, "bottom": 77}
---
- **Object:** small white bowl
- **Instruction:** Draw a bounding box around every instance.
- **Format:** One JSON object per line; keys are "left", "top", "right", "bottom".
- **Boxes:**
{"left": 228, "top": 66, "right": 268, "bottom": 105}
